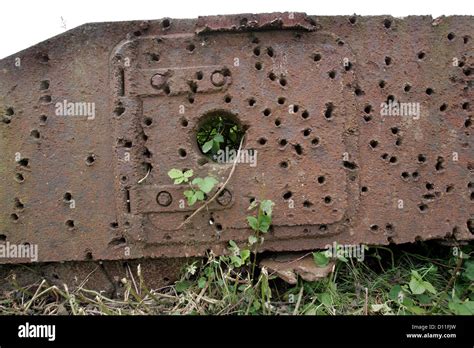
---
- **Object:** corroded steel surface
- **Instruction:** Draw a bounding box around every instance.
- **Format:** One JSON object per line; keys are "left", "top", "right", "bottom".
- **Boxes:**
{"left": 0, "top": 13, "right": 472, "bottom": 264}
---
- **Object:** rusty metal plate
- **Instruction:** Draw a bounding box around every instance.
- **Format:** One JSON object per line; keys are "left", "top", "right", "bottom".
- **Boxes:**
{"left": 0, "top": 13, "right": 472, "bottom": 263}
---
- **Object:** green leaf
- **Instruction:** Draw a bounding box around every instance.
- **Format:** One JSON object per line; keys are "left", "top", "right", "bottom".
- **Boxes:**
{"left": 464, "top": 261, "right": 474, "bottom": 281}
{"left": 422, "top": 280, "right": 436, "bottom": 295}
{"left": 195, "top": 190, "right": 205, "bottom": 201}
{"left": 191, "top": 177, "right": 202, "bottom": 186}
{"left": 198, "top": 176, "right": 218, "bottom": 194}
{"left": 389, "top": 285, "right": 403, "bottom": 301}
{"left": 409, "top": 271, "right": 426, "bottom": 295}
{"left": 213, "top": 134, "right": 224, "bottom": 143}
{"left": 448, "top": 299, "right": 474, "bottom": 315}
{"left": 247, "top": 216, "right": 258, "bottom": 231}
{"left": 175, "top": 280, "right": 191, "bottom": 293}
{"left": 240, "top": 249, "right": 250, "bottom": 263}
{"left": 260, "top": 200, "right": 274, "bottom": 216}
{"left": 183, "top": 169, "right": 194, "bottom": 178}
{"left": 187, "top": 194, "right": 198, "bottom": 206}
{"left": 258, "top": 215, "right": 271, "bottom": 233}
{"left": 248, "top": 235, "right": 258, "bottom": 245}
{"left": 228, "top": 240, "right": 238, "bottom": 250}
{"left": 198, "top": 277, "right": 207, "bottom": 289}
{"left": 248, "top": 200, "right": 259, "bottom": 211}
{"left": 174, "top": 177, "right": 184, "bottom": 185}
{"left": 168, "top": 168, "right": 183, "bottom": 179}
{"left": 184, "top": 190, "right": 194, "bottom": 198}
{"left": 202, "top": 140, "right": 214, "bottom": 153}
{"left": 319, "top": 292, "right": 332, "bottom": 306}
{"left": 313, "top": 251, "right": 330, "bottom": 267}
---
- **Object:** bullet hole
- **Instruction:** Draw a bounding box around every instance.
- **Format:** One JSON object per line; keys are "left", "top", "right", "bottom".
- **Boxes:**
{"left": 268, "top": 72, "right": 276, "bottom": 81}
{"left": 383, "top": 18, "right": 392, "bottom": 29}
{"left": 370, "top": 224, "right": 379, "bottom": 231}
{"left": 387, "top": 95, "right": 395, "bottom": 103}
{"left": 66, "top": 220, "right": 75, "bottom": 228}
{"left": 385, "top": 223, "right": 393, "bottom": 232}
{"left": 133, "top": 30, "right": 142, "bottom": 37}
{"left": 337, "top": 38, "right": 345, "bottom": 46}
{"left": 389, "top": 156, "right": 397, "bottom": 163}
{"left": 258, "top": 137, "right": 267, "bottom": 145}
{"left": 292, "top": 105, "right": 299, "bottom": 113}
{"left": 418, "top": 203, "right": 428, "bottom": 212}
{"left": 283, "top": 191, "right": 292, "bottom": 200}
{"left": 178, "top": 148, "right": 187, "bottom": 158}
{"left": 278, "top": 97, "right": 286, "bottom": 105}
{"left": 435, "top": 157, "right": 445, "bottom": 171}
{"left": 425, "top": 88, "right": 434, "bottom": 95}
{"left": 279, "top": 139, "right": 287, "bottom": 147}
{"left": 37, "top": 53, "right": 50, "bottom": 63}
{"left": 267, "top": 47, "right": 274, "bottom": 57}
{"left": 412, "top": 171, "right": 419, "bottom": 179}
{"left": 354, "top": 87, "right": 364, "bottom": 96}
{"left": 446, "top": 185, "right": 454, "bottom": 193}
{"left": 395, "top": 138, "right": 402, "bottom": 146}
{"left": 275, "top": 119, "right": 281, "bottom": 127}
{"left": 215, "top": 223, "right": 223, "bottom": 232}
{"left": 114, "top": 103, "right": 125, "bottom": 116}
{"left": 253, "top": 47, "right": 261, "bottom": 56}
{"left": 343, "top": 161, "right": 358, "bottom": 170}
{"left": 248, "top": 98, "right": 256, "bottom": 106}
{"left": 10, "top": 213, "right": 19, "bottom": 221}
{"left": 150, "top": 53, "right": 160, "bottom": 62}
{"left": 181, "top": 119, "right": 188, "bottom": 127}
{"left": 40, "top": 80, "right": 50, "bottom": 90}
{"left": 324, "top": 103, "right": 334, "bottom": 119}
{"left": 447, "top": 32, "right": 455, "bottom": 41}
{"left": 384, "top": 56, "right": 392, "bottom": 66}
{"left": 379, "top": 80, "right": 386, "bottom": 88}
{"left": 463, "top": 68, "right": 471, "bottom": 76}
{"left": 301, "top": 110, "right": 309, "bottom": 119}
{"left": 464, "top": 36, "right": 470, "bottom": 44}
{"left": 187, "top": 43, "right": 195, "bottom": 52}
{"left": 328, "top": 70, "right": 336, "bottom": 79}
{"left": 417, "top": 51, "right": 425, "bottom": 60}
{"left": 224, "top": 95, "right": 232, "bottom": 103}
{"left": 18, "top": 158, "right": 29, "bottom": 167}
{"left": 361, "top": 186, "right": 368, "bottom": 193}
{"left": 162, "top": 18, "right": 171, "bottom": 29}
{"left": 303, "top": 128, "right": 311, "bottom": 137}
{"left": 263, "top": 108, "right": 271, "bottom": 116}
{"left": 144, "top": 117, "right": 153, "bottom": 126}
{"left": 439, "top": 103, "right": 447, "bottom": 112}
{"left": 349, "top": 16, "right": 357, "bottom": 24}
{"left": 0, "top": 235, "right": 7, "bottom": 242}
{"left": 85, "top": 251, "right": 93, "bottom": 260}
{"left": 391, "top": 127, "right": 399, "bottom": 135}
{"left": 188, "top": 95, "right": 195, "bottom": 104}
{"left": 280, "top": 161, "right": 289, "bottom": 169}
{"left": 30, "top": 129, "right": 40, "bottom": 139}
{"left": 14, "top": 198, "right": 24, "bottom": 209}
{"left": 63, "top": 192, "right": 72, "bottom": 202}
{"left": 364, "top": 105, "right": 372, "bottom": 114}
{"left": 279, "top": 77, "right": 287, "bottom": 87}
{"left": 324, "top": 196, "right": 332, "bottom": 204}
{"left": 404, "top": 84, "right": 411, "bottom": 92}
{"left": 462, "top": 102, "right": 470, "bottom": 110}
{"left": 255, "top": 62, "right": 263, "bottom": 70}
{"left": 313, "top": 53, "right": 322, "bottom": 62}
{"left": 426, "top": 182, "right": 434, "bottom": 190}
{"left": 294, "top": 144, "right": 303, "bottom": 155}
{"left": 465, "top": 119, "right": 472, "bottom": 128}
{"left": 85, "top": 154, "right": 95, "bottom": 165}
{"left": 369, "top": 140, "right": 379, "bottom": 148}
{"left": 15, "top": 173, "right": 24, "bottom": 183}
{"left": 317, "top": 176, "right": 326, "bottom": 184}
{"left": 381, "top": 153, "right": 389, "bottom": 160}
{"left": 363, "top": 115, "right": 372, "bottom": 122}
{"left": 319, "top": 225, "right": 327, "bottom": 232}
{"left": 40, "top": 95, "right": 52, "bottom": 103}
{"left": 344, "top": 62, "right": 353, "bottom": 71}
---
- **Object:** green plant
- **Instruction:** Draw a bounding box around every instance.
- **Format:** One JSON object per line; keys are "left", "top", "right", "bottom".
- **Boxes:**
{"left": 167, "top": 168, "right": 218, "bottom": 206}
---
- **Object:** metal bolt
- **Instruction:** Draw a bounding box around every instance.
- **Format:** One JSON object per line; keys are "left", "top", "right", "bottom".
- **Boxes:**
{"left": 151, "top": 73, "right": 166, "bottom": 89}
{"left": 157, "top": 191, "right": 172, "bottom": 206}
{"left": 216, "top": 189, "right": 232, "bottom": 206}
{"left": 211, "top": 71, "right": 225, "bottom": 87}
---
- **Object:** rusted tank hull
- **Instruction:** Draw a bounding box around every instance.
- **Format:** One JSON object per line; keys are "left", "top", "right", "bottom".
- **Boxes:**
{"left": 0, "top": 13, "right": 472, "bottom": 265}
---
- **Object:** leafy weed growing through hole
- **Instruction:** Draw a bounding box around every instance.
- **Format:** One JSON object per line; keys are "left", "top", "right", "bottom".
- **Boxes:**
{"left": 167, "top": 168, "right": 218, "bottom": 206}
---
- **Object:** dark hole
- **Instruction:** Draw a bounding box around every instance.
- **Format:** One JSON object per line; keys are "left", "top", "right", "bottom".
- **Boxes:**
{"left": 426, "top": 88, "right": 434, "bottom": 95}
{"left": 301, "top": 110, "right": 309, "bottom": 119}
{"left": 401, "top": 172, "right": 409, "bottom": 179}
{"left": 384, "top": 56, "right": 392, "bottom": 66}
{"left": 303, "top": 200, "right": 313, "bottom": 208}
{"left": 253, "top": 47, "right": 261, "bottom": 56}
{"left": 324, "top": 196, "right": 332, "bottom": 204}
{"left": 162, "top": 19, "right": 171, "bottom": 28}
{"left": 303, "top": 128, "right": 311, "bottom": 137}
{"left": 63, "top": 192, "right": 72, "bottom": 201}
{"left": 263, "top": 108, "right": 271, "bottom": 116}
{"left": 447, "top": 32, "right": 455, "bottom": 41}
{"left": 178, "top": 148, "right": 187, "bottom": 158}
{"left": 379, "top": 80, "right": 386, "bottom": 88}
{"left": 275, "top": 119, "right": 281, "bottom": 127}
{"left": 364, "top": 105, "right": 372, "bottom": 114}
{"left": 349, "top": 16, "right": 356, "bottom": 24}
{"left": 248, "top": 98, "right": 256, "bottom": 106}
{"left": 267, "top": 47, "right": 274, "bottom": 57}
{"left": 280, "top": 161, "right": 289, "bottom": 169}
{"left": 404, "top": 84, "right": 411, "bottom": 92}
{"left": 328, "top": 71, "right": 336, "bottom": 79}
{"left": 313, "top": 53, "right": 322, "bottom": 62}
{"left": 283, "top": 191, "right": 292, "bottom": 200}
{"left": 278, "top": 97, "right": 286, "bottom": 105}
{"left": 224, "top": 95, "right": 232, "bottom": 103}
{"left": 324, "top": 103, "right": 334, "bottom": 119}
{"left": 417, "top": 52, "right": 425, "bottom": 60}
{"left": 369, "top": 140, "right": 378, "bottom": 148}
{"left": 435, "top": 157, "right": 445, "bottom": 171}
{"left": 187, "top": 43, "right": 195, "bottom": 52}
{"left": 144, "top": 117, "right": 153, "bottom": 126}
{"left": 18, "top": 158, "right": 29, "bottom": 167}
{"left": 279, "top": 78, "right": 287, "bottom": 87}
{"left": 391, "top": 127, "right": 399, "bottom": 135}
{"left": 361, "top": 186, "right": 368, "bottom": 193}
{"left": 418, "top": 204, "right": 428, "bottom": 212}
{"left": 426, "top": 182, "right": 434, "bottom": 190}
{"left": 255, "top": 62, "right": 262, "bottom": 70}
{"left": 40, "top": 80, "right": 50, "bottom": 90}
{"left": 294, "top": 144, "right": 303, "bottom": 155}
{"left": 383, "top": 18, "right": 392, "bottom": 29}
{"left": 440, "top": 103, "right": 447, "bottom": 111}
{"left": 279, "top": 139, "right": 287, "bottom": 146}
{"left": 258, "top": 138, "right": 267, "bottom": 145}
{"left": 418, "top": 154, "right": 426, "bottom": 163}
{"left": 317, "top": 176, "right": 325, "bottom": 184}
{"left": 66, "top": 220, "right": 75, "bottom": 228}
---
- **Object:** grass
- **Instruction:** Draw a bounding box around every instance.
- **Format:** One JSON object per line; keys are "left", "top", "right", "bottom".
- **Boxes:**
{"left": 0, "top": 241, "right": 472, "bottom": 315}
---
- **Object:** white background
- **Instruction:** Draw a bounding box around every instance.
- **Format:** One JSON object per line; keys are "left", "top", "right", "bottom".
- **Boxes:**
{"left": 1, "top": 0, "right": 473, "bottom": 59}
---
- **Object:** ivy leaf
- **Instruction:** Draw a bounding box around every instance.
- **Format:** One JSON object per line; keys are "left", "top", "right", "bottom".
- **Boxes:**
{"left": 187, "top": 194, "right": 198, "bottom": 206}
{"left": 260, "top": 200, "right": 274, "bottom": 217}
{"left": 202, "top": 140, "right": 214, "bottom": 153}
{"left": 192, "top": 177, "right": 203, "bottom": 186}
{"left": 313, "top": 251, "right": 330, "bottom": 267}
{"left": 168, "top": 168, "right": 183, "bottom": 179}
{"left": 409, "top": 271, "right": 426, "bottom": 295}
{"left": 240, "top": 249, "right": 250, "bottom": 263}
{"left": 175, "top": 280, "right": 191, "bottom": 293}
{"left": 184, "top": 190, "right": 194, "bottom": 198}
{"left": 198, "top": 277, "right": 207, "bottom": 289}
{"left": 198, "top": 177, "right": 218, "bottom": 194}
{"left": 213, "top": 134, "right": 224, "bottom": 143}
{"left": 247, "top": 216, "right": 258, "bottom": 231}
